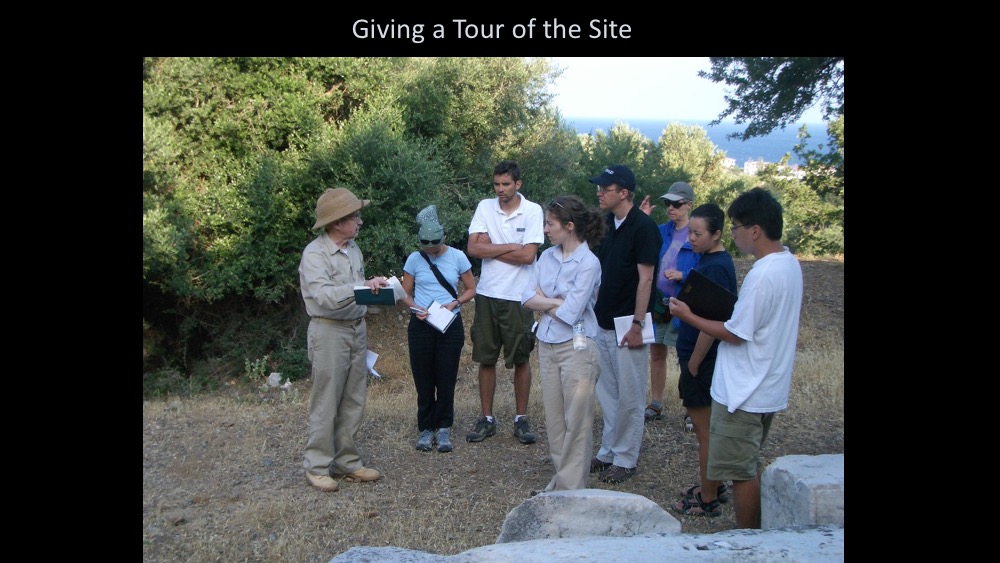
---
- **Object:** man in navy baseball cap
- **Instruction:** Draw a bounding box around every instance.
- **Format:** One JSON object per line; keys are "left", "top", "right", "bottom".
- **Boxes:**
{"left": 589, "top": 164, "right": 636, "bottom": 191}
{"left": 587, "top": 162, "right": 662, "bottom": 486}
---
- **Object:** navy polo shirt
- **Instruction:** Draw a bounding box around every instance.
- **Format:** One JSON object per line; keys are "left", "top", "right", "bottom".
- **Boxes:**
{"left": 593, "top": 205, "right": 663, "bottom": 330}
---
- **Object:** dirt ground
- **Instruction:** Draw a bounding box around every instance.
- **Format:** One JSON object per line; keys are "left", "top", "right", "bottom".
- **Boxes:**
{"left": 142, "top": 257, "right": 844, "bottom": 562}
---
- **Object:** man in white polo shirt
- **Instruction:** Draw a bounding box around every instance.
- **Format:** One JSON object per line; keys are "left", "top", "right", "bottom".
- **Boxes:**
{"left": 465, "top": 160, "right": 544, "bottom": 445}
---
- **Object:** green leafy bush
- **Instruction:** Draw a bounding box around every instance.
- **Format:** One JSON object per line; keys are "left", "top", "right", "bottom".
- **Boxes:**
{"left": 142, "top": 57, "right": 844, "bottom": 396}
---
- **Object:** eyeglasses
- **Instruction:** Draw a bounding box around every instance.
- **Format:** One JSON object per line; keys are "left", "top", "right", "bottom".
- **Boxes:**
{"left": 596, "top": 185, "right": 620, "bottom": 194}
{"left": 419, "top": 238, "right": 442, "bottom": 246}
{"left": 665, "top": 200, "right": 688, "bottom": 209}
{"left": 730, "top": 223, "right": 751, "bottom": 234}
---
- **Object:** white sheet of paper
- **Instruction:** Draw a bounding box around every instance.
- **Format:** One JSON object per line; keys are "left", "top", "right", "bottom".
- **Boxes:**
{"left": 387, "top": 275, "right": 404, "bottom": 302}
{"left": 366, "top": 350, "right": 381, "bottom": 379}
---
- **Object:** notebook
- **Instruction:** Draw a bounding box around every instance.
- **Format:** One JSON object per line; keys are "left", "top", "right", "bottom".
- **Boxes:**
{"left": 676, "top": 269, "right": 738, "bottom": 322}
{"left": 423, "top": 301, "right": 458, "bottom": 334}
{"left": 353, "top": 286, "right": 396, "bottom": 306}
{"left": 353, "top": 275, "right": 402, "bottom": 306}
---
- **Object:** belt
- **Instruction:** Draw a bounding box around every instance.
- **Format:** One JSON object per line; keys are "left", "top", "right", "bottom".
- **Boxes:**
{"left": 312, "top": 317, "right": 364, "bottom": 327}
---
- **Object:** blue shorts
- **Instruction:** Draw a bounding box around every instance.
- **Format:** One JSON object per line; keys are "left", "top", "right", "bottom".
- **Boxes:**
{"left": 653, "top": 319, "right": 679, "bottom": 347}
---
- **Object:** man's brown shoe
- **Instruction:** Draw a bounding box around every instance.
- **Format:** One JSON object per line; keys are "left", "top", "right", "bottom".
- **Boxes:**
{"left": 590, "top": 457, "right": 612, "bottom": 474}
{"left": 600, "top": 464, "right": 638, "bottom": 484}
{"left": 333, "top": 467, "right": 382, "bottom": 482}
{"left": 306, "top": 472, "right": 339, "bottom": 492}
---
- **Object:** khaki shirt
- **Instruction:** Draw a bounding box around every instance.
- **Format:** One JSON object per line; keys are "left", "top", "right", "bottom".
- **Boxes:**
{"left": 299, "top": 233, "right": 367, "bottom": 320}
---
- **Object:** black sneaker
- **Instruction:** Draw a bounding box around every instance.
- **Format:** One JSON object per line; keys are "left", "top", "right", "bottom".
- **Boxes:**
{"left": 466, "top": 417, "right": 496, "bottom": 442}
{"left": 513, "top": 417, "right": 536, "bottom": 444}
{"left": 600, "top": 465, "right": 638, "bottom": 484}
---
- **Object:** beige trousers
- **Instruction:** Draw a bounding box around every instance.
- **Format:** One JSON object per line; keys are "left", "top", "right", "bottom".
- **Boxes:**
{"left": 303, "top": 318, "right": 369, "bottom": 476}
{"left": 539, "top": 339, "right": 599, "bottom": 491}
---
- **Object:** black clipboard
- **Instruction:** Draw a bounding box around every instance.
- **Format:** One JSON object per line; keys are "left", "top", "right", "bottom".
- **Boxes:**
{"left": 676, "top": 269, "right": 737, "bottom": 322}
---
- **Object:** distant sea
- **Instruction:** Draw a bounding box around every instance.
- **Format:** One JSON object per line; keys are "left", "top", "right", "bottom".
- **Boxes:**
{"left": 565, "top": 117, "right": 829, "bottom": 167}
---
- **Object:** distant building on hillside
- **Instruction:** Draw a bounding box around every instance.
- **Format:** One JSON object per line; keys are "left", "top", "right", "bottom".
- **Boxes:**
{"left": 777, "top": 165, "right": 806, "bottom": 180}
{"left": 743, "top": 158, "right": 766, "bottom": 175}
{"left": 722, "top": 157, "right": 736, "bottom": 169}
{"left": 742, "top": 158, "right": 807, "bottom": 179}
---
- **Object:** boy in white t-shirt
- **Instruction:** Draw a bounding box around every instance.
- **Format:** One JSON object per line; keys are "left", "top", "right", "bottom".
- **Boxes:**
{"left": 667, "top": 187, "right": 803, "bottom": 529}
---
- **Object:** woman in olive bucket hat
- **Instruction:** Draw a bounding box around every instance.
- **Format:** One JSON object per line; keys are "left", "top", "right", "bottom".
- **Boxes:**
{"left": 400, "top": 205, "right": 477, "bottom": 453}
{"left": 299, "top": 187, "right": 388, "bottom": 491}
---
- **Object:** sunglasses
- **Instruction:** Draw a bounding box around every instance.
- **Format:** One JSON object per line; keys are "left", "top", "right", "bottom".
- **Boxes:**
{"left": 548, "top": 198, "right": 576, "bottom": 223}
{"left": 419, "top": 238, "right": 442, "bottom": 246}
{"left": 664, "top": 200, "right": 688, "bottom": 209}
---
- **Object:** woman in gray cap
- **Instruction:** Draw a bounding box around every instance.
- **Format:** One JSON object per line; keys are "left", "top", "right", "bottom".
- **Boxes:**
{"left": 299, "top": 187, "right": 388, "bottom": 492}
{"left": 400, "top": 205, "right": 477, "bottom": 453}
{"left": 640, "top": 181, "right": 700, "bottom": 427}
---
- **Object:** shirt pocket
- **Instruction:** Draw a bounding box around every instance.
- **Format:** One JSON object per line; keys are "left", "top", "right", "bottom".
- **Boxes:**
{"left": 508, "top": 221, "right": 526, "bottom": 244}
{"left": 328, "top": 268, "right": 351, "bottom": 286}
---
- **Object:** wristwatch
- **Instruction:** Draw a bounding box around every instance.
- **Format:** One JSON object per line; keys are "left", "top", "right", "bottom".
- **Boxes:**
{"left": 632, "top": 318, "right": 645, "bottom": 328}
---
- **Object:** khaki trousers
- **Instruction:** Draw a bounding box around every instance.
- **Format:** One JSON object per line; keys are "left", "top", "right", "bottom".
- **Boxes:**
{"left": 539, "top": 339, "right": 600, "bottom": 491}
{"left": 303, "top": 318, "right": 369, "bottom": 476}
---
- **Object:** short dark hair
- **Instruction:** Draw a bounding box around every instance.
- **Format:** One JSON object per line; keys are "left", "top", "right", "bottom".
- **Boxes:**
{"left": 493, "top": 160, "right": 521, "bottom": 183}
{"left": 690, "top": 203, "right": 725, "bottom": 235}
{"left": 727, "top": 187, "right": 783, "bottom": 240}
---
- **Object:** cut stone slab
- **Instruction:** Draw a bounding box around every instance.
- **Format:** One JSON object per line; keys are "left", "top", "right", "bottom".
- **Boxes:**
{"left": 496, "top": 488, "right": 680, "bottom": 543}
{"left": 330, "top": 525, "right": 845, "bottom": 562}
{"left": 761, "top": 453, "right": 844, "bottom": 530}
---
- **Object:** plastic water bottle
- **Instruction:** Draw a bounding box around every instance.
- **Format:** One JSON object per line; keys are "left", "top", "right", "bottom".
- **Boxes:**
{"left": 573, "top": 320, "right": 587, "bottom": 350}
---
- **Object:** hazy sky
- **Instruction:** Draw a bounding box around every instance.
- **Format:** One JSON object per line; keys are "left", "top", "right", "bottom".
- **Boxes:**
{"left": 547, "top": 57, "right": 826, "bottom": 124}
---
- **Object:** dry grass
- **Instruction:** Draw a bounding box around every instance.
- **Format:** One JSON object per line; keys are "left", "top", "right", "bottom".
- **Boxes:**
{"left": 142, "top": 257, "right": 843, "bottom": 562}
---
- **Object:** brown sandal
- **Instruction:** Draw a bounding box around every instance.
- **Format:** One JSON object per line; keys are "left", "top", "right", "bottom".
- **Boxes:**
{"left": 644, "top": 403, "right": 663, "bottom": 422}
{"left": 672, "top": 491, "right": 721, "bottom": 517}
{"left": 682, "top": 483, "right": 731, "bottom": 503}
